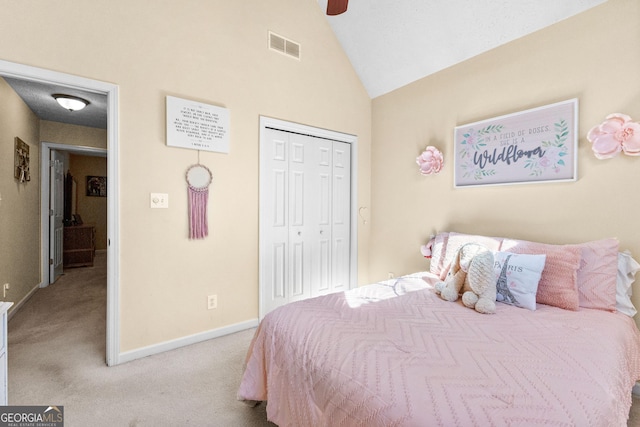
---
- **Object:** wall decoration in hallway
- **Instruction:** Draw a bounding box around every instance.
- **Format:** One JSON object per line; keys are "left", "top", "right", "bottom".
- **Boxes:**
{"left": 186, "top": 163, "right": 212, "bottom": 239}
{"left": 166, "top": 96, "right": 230, "bottom": 154}
{"left": 14, "top": 137, "right": 30, "bottom": 183}
{"left": 86, "top": 176, "right": 107, "bottom": 197}
{"left": 454, "top": 98, "right": 578, "bottom": 188}
{"left": 587, "top": 113, "right": 640, "bottom": 159}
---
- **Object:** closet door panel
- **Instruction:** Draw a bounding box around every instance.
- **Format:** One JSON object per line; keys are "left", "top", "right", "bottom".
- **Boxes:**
{"left": 272, "top": 170, "right": 287, "bottom": 226}
{"left": 272, "top": 242, "right": 287, "bottom": 299}
{"left": 290, "top": 171, "right": 304, "bottom": 226}
{"left": 291, "top": 241, "right": 305, "bottom": 297}
{"left": 318, "top": 174, "right": 331, "bottom": 225}
{"left": 289, "top": 168, "right": 308, "bottom": 300}
{"left": 318, "top": 239, "right": 331, "bottom": 293}
{"left": 311, "top": 138, "right": 334, "bottom": 296}
{"left": 262, "top": 129, "right": 291, "bottom": 314}
{"left": 332, "top": 237, "right": 348, "bottom": 291}
{"left": 289, "top": 135, "right": 312, "bottom": 302}
{"left": 332, "top": 142, "right": 351, "bottom": 293}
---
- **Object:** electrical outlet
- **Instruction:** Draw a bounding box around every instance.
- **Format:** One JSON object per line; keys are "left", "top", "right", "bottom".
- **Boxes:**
{"left": 3, "top": 283, "right": 9, "bottom": 298}
{"left": 207, "top": 294, "right": 217, "bottom": 310}
{"left": 388, "top": 272, "right": 395, "bottom": 279}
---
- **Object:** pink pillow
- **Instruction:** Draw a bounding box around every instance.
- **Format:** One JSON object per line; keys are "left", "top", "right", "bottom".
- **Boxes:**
{"left": 501, "top": 239, "right": 581, "bottom": 310}
{"left": 575, "top": 238, "right": 619, "bottom": 312}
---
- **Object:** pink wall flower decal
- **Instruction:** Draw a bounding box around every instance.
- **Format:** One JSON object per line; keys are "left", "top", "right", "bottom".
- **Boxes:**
{"left": 587, "top": 113, "right": 640, "bottom": 159}
{"left": 416, "top": 146, "right": 444, "bottom": 175}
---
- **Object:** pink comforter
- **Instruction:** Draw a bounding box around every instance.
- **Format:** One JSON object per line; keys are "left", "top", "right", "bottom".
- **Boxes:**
{"left": 237, "top": 273, "right": 640, "bottom": 426}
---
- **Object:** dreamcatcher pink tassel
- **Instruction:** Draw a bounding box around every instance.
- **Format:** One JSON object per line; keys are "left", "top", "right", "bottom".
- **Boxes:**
{"left": 188, "top": 185, "right": 209, "bottom": 239}
{"left": 186, "top": 163, "right": 213, "bottom": 240}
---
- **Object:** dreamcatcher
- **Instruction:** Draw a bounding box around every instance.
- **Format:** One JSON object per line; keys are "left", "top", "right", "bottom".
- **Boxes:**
{"left": 186, "top": 163, "right": 213, "bottom": 239}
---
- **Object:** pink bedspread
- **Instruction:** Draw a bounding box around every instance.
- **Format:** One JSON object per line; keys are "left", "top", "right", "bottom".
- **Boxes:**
{"left": 237, "top": 273, "right": 640, "bottom": 426}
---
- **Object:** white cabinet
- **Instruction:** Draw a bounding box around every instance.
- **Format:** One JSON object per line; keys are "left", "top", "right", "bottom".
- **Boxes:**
{"left": 0, "top": 302, "right": 13, "bottom": 405}
{"left": 260, "top": 128, "right": 352, "bottom": 316}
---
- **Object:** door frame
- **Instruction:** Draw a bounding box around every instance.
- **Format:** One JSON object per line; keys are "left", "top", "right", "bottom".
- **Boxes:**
{"left": 48, "top": 148, "right": 66, "bottom": 284}
{"left": 258, "top": 116, "right": 358, "bottom": 319}
{"left": 0, "top": 59, "right": 121, "bottom": 366}
{"left": 43, "top": 143, "right": 107, "bottom": 284}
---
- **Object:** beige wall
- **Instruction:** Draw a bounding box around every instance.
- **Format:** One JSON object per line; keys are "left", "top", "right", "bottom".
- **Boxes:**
{"left": 68, "top": 155, "right": 108, "bottom": 250}
{"left": 0, "top": 0, "right": 371, "bottom": 352}
{"left": 370, "top": 0, "right": 640, "bottom": 318}
{"left": 0, "top": 78, "right": 41, "bottom": 305}
{"left": 40, "top": 121, "right": 107, "bottom": 150}
{"left": 40, "top": 121, "right": 108, "bottom": 250}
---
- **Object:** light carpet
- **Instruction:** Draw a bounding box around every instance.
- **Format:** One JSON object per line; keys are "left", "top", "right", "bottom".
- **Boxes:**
{"left": 8, "top": 251, "right": 273, "bottom": 426}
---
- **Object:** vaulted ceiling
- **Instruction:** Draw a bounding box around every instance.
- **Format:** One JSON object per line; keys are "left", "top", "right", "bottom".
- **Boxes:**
{"left": 317, "top": 0, "right": 607, "bottom": 98}
{"left": 2, "top": 1, "right": 607, "bottom": 129}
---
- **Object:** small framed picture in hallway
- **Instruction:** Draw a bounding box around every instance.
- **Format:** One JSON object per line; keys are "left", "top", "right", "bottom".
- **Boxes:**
{"left": 86, "top": 176, "right": 107, "bottom": 197}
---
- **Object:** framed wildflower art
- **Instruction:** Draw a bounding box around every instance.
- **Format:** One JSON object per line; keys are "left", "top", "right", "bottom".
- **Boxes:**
{"left": 453, "top": 99, "right": 578, "bottom": 188}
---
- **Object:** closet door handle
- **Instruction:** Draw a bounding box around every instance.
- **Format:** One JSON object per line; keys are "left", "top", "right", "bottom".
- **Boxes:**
{"left": 320, "top": 230, "right": 324, "bottom": 235}
{"left": 297, "top": 231, "right": 302, "bottom": 236}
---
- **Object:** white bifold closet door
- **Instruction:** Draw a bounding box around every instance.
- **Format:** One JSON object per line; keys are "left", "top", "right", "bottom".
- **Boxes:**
{"left": 261, "top": 128, "right": 351, "bottom": 315}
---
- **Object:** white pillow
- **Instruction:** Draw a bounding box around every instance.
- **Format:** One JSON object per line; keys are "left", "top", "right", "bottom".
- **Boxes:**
{"left": 492, "top": 251, "right": 546, "bottom": 311}
{"left": 616, "top": 251, "right": 640, "bottom": 317}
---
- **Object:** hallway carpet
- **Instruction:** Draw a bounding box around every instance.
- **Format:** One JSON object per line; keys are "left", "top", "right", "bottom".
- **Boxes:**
{"left": 7, "top": 251, "right": 274, "bottom": 426}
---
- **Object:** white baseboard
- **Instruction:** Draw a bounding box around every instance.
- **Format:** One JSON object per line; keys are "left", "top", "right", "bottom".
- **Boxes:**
{"left": 117, "top": 318, "right": 259, "bottom": 365}
{"left": 7, "top": 282, "right": 41, "bottom": 321}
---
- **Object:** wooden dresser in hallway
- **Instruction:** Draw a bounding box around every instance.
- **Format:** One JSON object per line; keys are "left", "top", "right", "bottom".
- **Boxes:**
{"left": 63, "top": 225, "right": 95, "bottom": 268}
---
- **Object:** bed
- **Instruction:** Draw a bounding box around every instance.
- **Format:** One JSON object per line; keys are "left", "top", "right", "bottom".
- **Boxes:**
{"left": 237, "top": 232, "right": 640, "bottom": 426}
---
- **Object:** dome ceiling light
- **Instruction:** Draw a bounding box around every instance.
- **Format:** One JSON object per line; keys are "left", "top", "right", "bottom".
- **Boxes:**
{"left": 52, "top": 94, "right": 89, "bottom": 111}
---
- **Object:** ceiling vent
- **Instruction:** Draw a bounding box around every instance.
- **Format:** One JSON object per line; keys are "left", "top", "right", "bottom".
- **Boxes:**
{"left": 269, "top": 31, "right": 301, "bottom": 60}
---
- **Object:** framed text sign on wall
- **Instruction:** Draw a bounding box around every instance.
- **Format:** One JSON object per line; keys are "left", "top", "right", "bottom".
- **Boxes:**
{"left": 166, "top": 96, "right": 230, "bottom": 153}
{"left": 453, "top": 99, "right": 578, "bottom": 188}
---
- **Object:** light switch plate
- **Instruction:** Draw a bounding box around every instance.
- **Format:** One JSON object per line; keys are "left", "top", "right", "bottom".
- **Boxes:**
{"left": 150, "top": 193, "right": 169, "bottom": 208}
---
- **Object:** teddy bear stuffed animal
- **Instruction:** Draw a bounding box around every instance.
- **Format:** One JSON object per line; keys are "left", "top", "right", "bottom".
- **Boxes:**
{"left": 435, "top": 243, "right": 497, "bottom": 314}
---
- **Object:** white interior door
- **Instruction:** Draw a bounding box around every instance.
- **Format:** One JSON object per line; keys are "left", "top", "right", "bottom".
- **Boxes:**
{"left": 261, "top": 128, "right": 292, "bottom": 314}
{"left": 288, "top": 134, "right": 313, "bottom": 303}
{"left": 49, "top": 150, "right": 65, "bottom": 284}
{"left": 310, "top": 136, "right": 333, "bottom": 297}
{"left": 260, "top": 125, "right": 353, "bottom": 316}
{"left": 330, "top": 141, "right": 351, "bottom": 294}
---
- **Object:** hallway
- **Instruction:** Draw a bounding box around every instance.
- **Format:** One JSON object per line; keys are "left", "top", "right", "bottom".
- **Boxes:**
{"left": 8, "top": 250, "right": 106, "bottom": 404}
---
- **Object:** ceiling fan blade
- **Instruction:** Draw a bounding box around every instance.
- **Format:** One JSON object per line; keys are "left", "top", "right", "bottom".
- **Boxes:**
{"left": 327, "top": 0, "right": 348, "bottom": 16}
